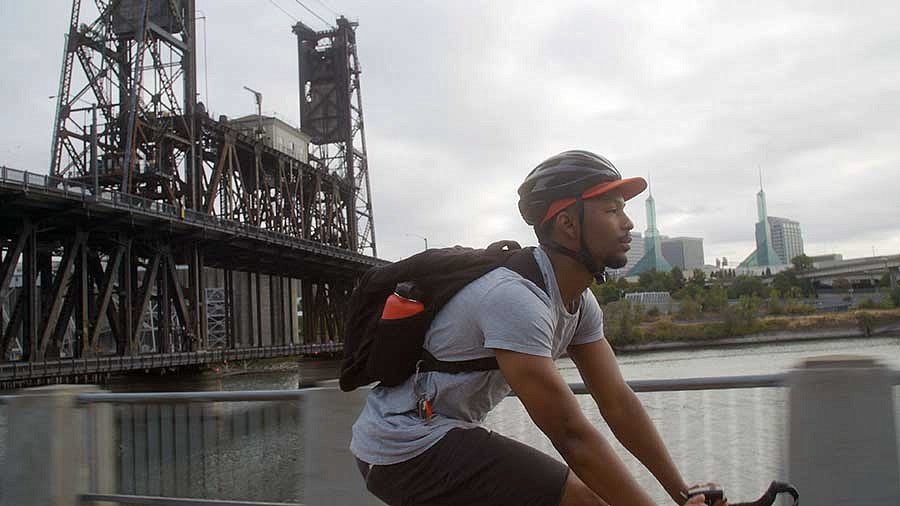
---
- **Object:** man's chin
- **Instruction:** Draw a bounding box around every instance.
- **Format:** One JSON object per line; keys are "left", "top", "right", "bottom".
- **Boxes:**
{"left": 605, "top": 254, "right": 628, "bottom": 270}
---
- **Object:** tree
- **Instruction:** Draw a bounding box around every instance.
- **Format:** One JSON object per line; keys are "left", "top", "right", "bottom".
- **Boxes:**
{"left": 637, "top": 269, "right": 669, "bottom": 293}
{"left": 670, "top": 267, "right": 685, "bottom": 292}
{"left": 791, "top": 254, "right": 814, "bottom": 271}
{"left": 689, "top": 269, "right": 706, "bottom": 288}
{"left": 702, "top": 284, "right": 728, "bottom": 312}
{"left": 729, "top": 275, "right": 766, "bottom": 299}
{"left": 772, "top": 270, "right": 796, "bottom": 296}
{"left": 766, "top": 287, "right": 785, "bottom": 315}
{"left": 592, "top": 283, "right": 621, "bottom": 305}
{"left": 722, "top": 295, "right": 761, "bottom": 336}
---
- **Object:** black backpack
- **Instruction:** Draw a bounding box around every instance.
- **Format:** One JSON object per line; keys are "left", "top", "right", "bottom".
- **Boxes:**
{"left": 339, "top": 241, "right": 548, "bottom": 392}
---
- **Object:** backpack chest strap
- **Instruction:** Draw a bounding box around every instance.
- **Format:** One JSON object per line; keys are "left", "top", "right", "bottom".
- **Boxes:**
{"left": 418, "top": 349, "right": 499, "bottom": 374}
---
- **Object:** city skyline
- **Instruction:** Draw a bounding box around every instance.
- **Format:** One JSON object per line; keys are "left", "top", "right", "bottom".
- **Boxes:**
{"left": 1, "top": 1, "right": 898, "bottom": 263}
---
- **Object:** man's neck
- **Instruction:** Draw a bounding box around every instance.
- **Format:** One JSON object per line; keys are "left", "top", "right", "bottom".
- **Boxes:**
{"left": 541, "top": 245, "right": 595, "bottom": 311}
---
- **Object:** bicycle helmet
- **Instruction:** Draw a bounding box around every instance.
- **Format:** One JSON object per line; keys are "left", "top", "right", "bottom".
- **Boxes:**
{"left": 517, "top": 150, "right": 646, "bottom": 282}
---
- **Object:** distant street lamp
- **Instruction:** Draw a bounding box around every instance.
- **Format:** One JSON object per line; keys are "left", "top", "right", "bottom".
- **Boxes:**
{"left": 406, "top": 233, "right": 428, "bottom": 251}
{"left": 243, "top": 86, "right": 263, "bottom": 140}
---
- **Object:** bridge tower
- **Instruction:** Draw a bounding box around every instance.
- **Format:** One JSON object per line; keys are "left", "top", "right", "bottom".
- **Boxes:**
{"left": 293, "top": 17, "right": 377, "bottom": 257}
{"left": 49, "top": 0, "right": 200, "bottom": 207}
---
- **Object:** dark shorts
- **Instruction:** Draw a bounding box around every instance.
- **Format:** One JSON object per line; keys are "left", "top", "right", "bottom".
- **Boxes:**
{"left": 356, "top": 427, "right": 569, "bottom": 506}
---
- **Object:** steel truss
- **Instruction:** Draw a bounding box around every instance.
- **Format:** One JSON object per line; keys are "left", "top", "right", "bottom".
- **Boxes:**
{"left": 0, "top": 193, "right": 361, "bottom": 386}
{"left": 50, "top": 0, "right": 369, "bottom": 251}
{"left": 0, "top": 219, "right": 196, "bottom": 361}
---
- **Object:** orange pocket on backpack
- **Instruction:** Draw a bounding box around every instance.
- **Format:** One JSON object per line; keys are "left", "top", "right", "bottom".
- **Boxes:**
{"left": 381, "top": 293, "right": 426, "bottom": 320}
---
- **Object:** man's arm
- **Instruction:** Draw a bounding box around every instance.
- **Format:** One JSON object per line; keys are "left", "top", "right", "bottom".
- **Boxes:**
{"left": 494, "top": 348, "right": 656, "bottom": 506}
{"left": 568, "top": 339, "right": 689, "bottom": 504}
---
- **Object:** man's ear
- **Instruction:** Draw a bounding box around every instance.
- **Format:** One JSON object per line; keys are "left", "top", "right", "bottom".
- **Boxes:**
{"left": 553, "top": 208, "right": 579, "bottom": 241}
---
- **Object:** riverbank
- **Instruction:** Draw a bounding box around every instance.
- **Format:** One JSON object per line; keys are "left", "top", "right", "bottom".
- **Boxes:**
{"left": 614, "top": 308, "right": 900, "bottom": 353}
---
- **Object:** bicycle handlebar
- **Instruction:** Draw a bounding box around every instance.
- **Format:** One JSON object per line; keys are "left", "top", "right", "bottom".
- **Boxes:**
{"left": 729, "top": 481, "right": 799, "bottom": 506}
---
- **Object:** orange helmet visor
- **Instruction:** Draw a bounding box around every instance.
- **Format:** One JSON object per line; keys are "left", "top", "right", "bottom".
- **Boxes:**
{"left": 539, "top": 177, "right": 647, "bottom": 225}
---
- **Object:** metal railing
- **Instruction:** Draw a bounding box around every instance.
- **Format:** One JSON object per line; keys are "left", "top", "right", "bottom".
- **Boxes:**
{"left": 68, "top": 374, "right": 797, "bottom": 506}
{"left": 0, "top": 165, "right": 382, "bottom": 266}
{"left": 2, "top": 368, "right": 897, "bottom": 505}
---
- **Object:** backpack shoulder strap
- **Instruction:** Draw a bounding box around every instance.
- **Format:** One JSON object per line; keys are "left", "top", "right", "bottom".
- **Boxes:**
{"left": 504, "top": 246, "right": 548, "bottom": 295}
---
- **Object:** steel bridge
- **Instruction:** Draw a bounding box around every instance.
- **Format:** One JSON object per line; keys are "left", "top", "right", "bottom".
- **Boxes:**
{"left": 0, "top": 1, "right": 384, "bottom": 388}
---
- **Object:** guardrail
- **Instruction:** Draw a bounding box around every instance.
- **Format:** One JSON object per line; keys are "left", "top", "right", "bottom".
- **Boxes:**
{"left": 0, "top": 343, "right": 342, "bottom": 385}
{"left": 0, "top": 165, "right": 383, "bottom": 266}
{"left": 1, "top": 358, "right": 898, "bottom": 505}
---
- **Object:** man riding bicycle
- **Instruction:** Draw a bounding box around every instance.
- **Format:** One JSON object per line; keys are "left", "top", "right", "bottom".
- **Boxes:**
{"left": 350, "top": 150, "right": 725, "bottom": 505}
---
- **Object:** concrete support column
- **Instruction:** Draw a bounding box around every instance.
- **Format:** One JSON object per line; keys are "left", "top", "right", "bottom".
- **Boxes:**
{"left": 787, "top": 356, "right": 900, "bottom": 505}
{"left": 302, "top": 383, "right": 384, "bottom": 505}
{"left": 1, "top": 385, "right": 114, "bottom": 506}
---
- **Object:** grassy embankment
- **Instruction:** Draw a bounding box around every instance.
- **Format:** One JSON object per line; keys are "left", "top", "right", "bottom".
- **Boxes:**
{"left": 603, "top": 307, "right": 900, "bottom": 349}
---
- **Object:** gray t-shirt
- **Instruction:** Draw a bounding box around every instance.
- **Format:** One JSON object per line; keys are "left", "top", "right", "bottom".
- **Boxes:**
{"left": 350, "top": 247, "right": 605, "bottom": 465}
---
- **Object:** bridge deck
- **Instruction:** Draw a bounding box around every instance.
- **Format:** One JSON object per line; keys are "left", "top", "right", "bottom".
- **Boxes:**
{"left": 0, "top": 165, "right": 384, "bottom": 279}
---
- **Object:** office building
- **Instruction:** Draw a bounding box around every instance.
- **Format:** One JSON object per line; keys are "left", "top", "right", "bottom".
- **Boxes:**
{"left": 661, "top": 237, "right": 705, "bottom": 270}
{"left": 767, "top": 216, "right": 804, "bottom": 265}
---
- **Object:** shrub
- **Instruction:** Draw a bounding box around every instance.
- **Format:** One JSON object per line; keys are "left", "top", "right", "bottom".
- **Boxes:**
{"left": 676, "top": 297, "right": 702, "bottom": 320}
{"left": 649, "top": 319, "right": 675, "bottom": 340}
{"left": 603, "top": 299, "right": 644, "bottom": 346}
{"left": 646, "top": 306, "right": 661, "bottom": 318}
{"left": 767, "top": 297, "right": 785, "bottom": 315}
{"left": 722, "top": 295, "right": 762, "bottom": 336}
{"left": 857, "top": 298, "right": 880, "bottom": 309}
{"left": 702, "top": 285, "right": 728, "bottom": 313}
{"left": 784, "top": 301, "right": 815, "bottom": 315}
{"left": 891, "top": 288, "right": 900, "bottom": 308}
{"left": 856, "top": 311, "right": 876, "bottom": 336}
{"left": 592, "top": 283, "right": 622, "bottom": 305}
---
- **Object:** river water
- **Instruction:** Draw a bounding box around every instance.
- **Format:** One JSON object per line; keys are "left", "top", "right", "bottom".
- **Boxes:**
{"left": 130, "top": 337, "right": 900, "bottom": 503}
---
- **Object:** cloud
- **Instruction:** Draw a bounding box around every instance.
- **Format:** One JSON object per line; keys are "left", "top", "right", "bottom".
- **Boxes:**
{"left": 1, "top": 0, "right": 898, "bottom": 264}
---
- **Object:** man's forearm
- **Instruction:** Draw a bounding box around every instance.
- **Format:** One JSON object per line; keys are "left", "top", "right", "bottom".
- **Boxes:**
{"left": 559, "top": 424, "right": 656, "bottom": 506}
{"left": 604, "top": 389, "right": 688, "bottom": 504}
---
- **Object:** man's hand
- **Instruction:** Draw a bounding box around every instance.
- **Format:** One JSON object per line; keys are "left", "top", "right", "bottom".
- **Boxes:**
{"left": 683, "top": 494, "right": 727, "bottom": 506}
{"left": 683, "top": 482, "right": 728, "bottom": 506}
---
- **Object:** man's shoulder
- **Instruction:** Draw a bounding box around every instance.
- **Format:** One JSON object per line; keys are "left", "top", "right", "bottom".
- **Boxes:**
{"left": 474, "top": 266, "right": 551, "bottom": 304}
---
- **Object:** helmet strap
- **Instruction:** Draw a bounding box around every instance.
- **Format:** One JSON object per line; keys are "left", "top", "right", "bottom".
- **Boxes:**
{"left": 538, "top": 197, "right": 607, "bottom": 284}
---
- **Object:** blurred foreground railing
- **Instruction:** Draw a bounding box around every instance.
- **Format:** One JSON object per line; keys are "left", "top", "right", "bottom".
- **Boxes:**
{"left": 1, "top": 357, "right": 898, "bottom": 505}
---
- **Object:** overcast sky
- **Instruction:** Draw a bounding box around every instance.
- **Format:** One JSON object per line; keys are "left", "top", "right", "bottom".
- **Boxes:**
{"left": 2, "top": 0, "right": 898, "bottom": 264}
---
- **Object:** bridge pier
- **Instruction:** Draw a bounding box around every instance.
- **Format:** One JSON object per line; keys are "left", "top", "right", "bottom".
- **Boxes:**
{"left": 787, "top": 356, "right": 900, "bottom": 505}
